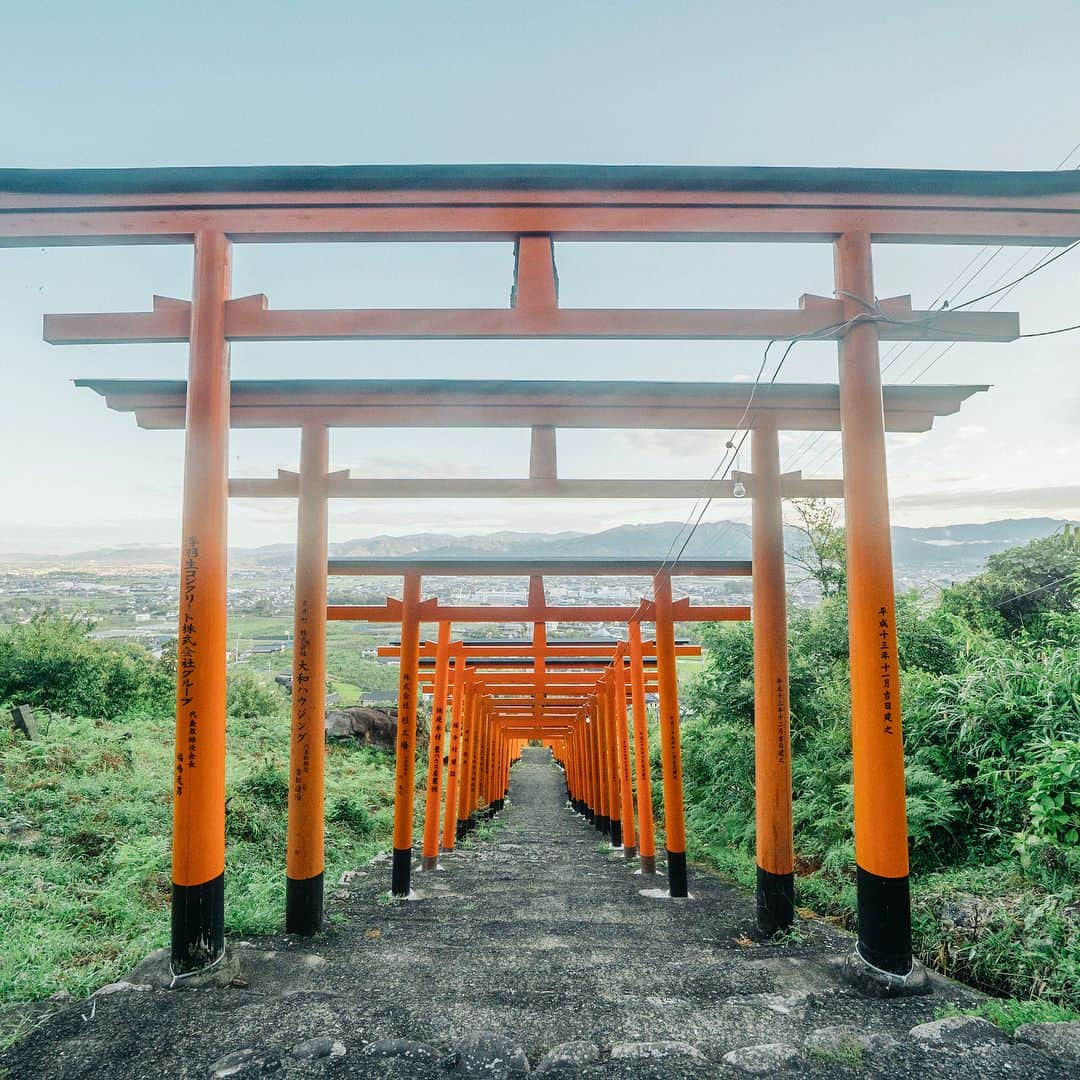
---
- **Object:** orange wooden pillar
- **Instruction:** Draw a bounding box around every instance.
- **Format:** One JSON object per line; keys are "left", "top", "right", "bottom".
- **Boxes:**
{"left": 441, "top": 649, "right": 466, "bottom": 850}
{"left": 456, "top": 681, "right": 477, "bottom": 838}
{"left": 602, "top": 674, "right": 624, "bottom": 848}
{"left": 421, "top": 621, "right": 452, "bottom": 869}
{"left": 473, "top": 698, "right": 490, "bottom": 814}
{"left": 285, "top": 424, "right": 330, "bottom": 935}
{"left": 592, "top": 697, "right": 610, "bottom": 835}
{"left": 613, "top": 649, "right": 638, "bottom": 860}
{"left": 587, "top": 705, "right": 602, "bottom": 827}
{"left": 171, "top": 231, "right": 231, "bottom": 972}
{"left": 836, "top": 232, "right": 912, "bottom": 976}
{"left": 572, "top": 723, "right": 586, "bottom": 812}
{"left": 391, "top": 573, "right": 422, "bottom": 896}
{"left": 750, "top": 419, "right": 795, "bottom": 934}
{"left": 573, "top": 719, "right": 589, "bottom": 817}
{"left": 566, "top": 724, "right": 580, "bottom": 809}
{"left": 653, "top": 571, "right": 689, "bottom": 897}
{"left": 628, "top": 623, "right": 658, "bottom": 874}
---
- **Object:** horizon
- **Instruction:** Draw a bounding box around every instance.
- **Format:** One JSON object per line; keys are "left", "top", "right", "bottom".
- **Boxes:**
{"left": 2, "top": 513, "right": 1073, "bottom": 561}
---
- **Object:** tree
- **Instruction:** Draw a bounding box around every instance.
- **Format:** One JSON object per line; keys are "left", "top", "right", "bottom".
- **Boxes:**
{"left": 788, "top": 499, "right": 847, "bottom": 597}
{"left": 941, "top": 528, "right": 1080, "bottom": 636}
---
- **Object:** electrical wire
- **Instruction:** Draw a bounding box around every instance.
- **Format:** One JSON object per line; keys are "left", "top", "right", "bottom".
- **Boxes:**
{"left": 669, "top": 136, "right": 1080, "bottom": 561}
{"left": 662, "top": 312, "right": 900, "bottom": 571}
{"left": 1018, "top": 322, "right": 1080, "bottom": 338}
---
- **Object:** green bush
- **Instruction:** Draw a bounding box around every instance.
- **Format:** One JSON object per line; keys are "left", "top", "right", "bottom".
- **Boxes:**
{"left": 0, "top": 614, "right": 173, "bottom": 720}
{"left": 227, "top": 668, "right": 286, "bottom": 719}
{"left": 679, "top": 531, "right": 1080, "bottom": 1009}
{"left": 1019, "top": 739, "right": 1080, "bottom": 849}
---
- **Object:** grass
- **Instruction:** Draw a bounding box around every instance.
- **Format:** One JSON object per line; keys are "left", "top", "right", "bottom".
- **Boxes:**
{"left": 0, "top": 710, "right": 398, "bottom": 1004}
{"left": 807, "top": 1043, "right": 864, "bottom": 1067}
{"left": 936, "top": 998, "right": 1080, "bottom": 1036}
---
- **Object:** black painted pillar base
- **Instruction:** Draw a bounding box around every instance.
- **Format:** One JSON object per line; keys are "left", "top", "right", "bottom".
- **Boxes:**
{"left": 623, "top": 845, "right": 637, "bottom": 860}
{"left": 610, "top": 819, "right": 623, "bottom": 849}
{"left": 421, "top": 855, "right": 438, "bottom": 871}
{"left": 171, "top": 873, "right": 224, "bottom": 973}
{"left": 755, "top": 866, "right": 795, "bottom": 937}
{"left": 585, "top": 805, "right": 594, "bottom": 823}
{"left": 391, "top": 847, "right": 412, "bottom": 898}
{"left": 285, "top": 872, "right": 324, "bottom": 936}
{"left": 667, "top": 849, "right": 688, "bottom": 898}
{"left": 596, "top": 814, "right": 609, "bottom": 835}
{"left": 456, "top": 819, "right": 467, "bottom": 840}
{"left": 856, "top": 865, "right": 913, "bottom": 975}
{"left": 640, "top": 854, "right": 656, "bottom": 875}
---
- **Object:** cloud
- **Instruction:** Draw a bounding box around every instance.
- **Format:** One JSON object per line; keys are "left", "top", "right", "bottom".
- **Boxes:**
{"left": 613, "top": 429, "right": 725, "bottom": 458}
{"left": 892, "top": 484, "right": 1080, "bottom": 514}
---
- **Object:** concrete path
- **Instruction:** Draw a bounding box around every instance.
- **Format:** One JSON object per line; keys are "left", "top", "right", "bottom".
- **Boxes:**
{"left": 2, "top": 747, "right": 1075, "bottom": 1078}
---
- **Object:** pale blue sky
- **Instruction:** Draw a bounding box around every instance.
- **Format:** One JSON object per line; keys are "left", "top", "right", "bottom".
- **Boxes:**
{"left": 1, "top": 1, "right": 1079, "bottom": 552}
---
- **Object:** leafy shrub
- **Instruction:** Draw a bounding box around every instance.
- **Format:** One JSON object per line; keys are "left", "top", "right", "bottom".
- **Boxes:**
{"left": 1019, "top": 740, "right": 1080, "bottom": 850}
{"left": 227, "top": 668, "right": 286, "bottom": 720}
{"left": 679, "top": 531, "right": 1080, "bottom": 1007}
{"left": 0, "top": 614, "right": 173, "bottom": 720}
{"left": 329, "top": 795, "right": 377, "bottom": 838}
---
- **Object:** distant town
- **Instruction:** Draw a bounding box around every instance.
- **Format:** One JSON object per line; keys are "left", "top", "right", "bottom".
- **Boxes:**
{"left": 0, "top": 517, "right": 1071, "bottom": 706}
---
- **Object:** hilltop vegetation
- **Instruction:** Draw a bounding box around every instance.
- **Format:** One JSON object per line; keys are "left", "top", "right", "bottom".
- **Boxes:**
{"left": 0, "top": 619, "right": 396, "bottom": 1006}
{"left": 681, "top": 523, "right": 1080, "bottom": 1015}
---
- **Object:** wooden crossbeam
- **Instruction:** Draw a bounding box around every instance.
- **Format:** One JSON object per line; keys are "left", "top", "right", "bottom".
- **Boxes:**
{"left": 45, "top": 292, "right": 1018, "bottom": 344}
{"left": 7, "top": 162, "right": 1080, "bottom": 245}
{"left": 327, "top": 600, "right": 749, "bottom": 623}
{"left": 227, "top": 474, "right": 844, "bottom": 499}
{"left": 327, "top": 557, "right": 751, "bottom": 576}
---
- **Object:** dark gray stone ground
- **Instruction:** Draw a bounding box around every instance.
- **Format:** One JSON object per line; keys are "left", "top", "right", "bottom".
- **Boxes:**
{"left": 2, "top": 747, "right": 1076, "bottom": 1078}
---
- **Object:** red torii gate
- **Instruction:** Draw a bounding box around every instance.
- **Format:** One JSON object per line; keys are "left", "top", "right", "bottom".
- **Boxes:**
{"left": 327, "top": 557, "right": 741, "bottom": 899}
{"left": 75, "top": 373, "right": 983, "bottom": 971}
{"left": 8, "top": 161, "right": 1061, "bottom": 987}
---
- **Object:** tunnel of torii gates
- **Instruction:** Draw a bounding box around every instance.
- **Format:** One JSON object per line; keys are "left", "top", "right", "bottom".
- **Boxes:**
{"left": 12, "top": 164, "right": 1079, "bottom": 987}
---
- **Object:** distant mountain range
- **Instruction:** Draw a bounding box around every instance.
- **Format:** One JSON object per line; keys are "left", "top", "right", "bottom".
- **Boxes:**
{"left": 5, "top": 518, "right": 1073, "bottom": 584}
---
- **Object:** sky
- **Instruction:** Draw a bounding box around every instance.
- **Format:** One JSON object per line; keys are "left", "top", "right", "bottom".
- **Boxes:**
{"left": 1, "top": 1, "right": 1079, "bottom": 554}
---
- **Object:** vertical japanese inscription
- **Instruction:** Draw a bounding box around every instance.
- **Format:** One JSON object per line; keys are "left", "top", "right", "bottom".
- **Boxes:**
{"left": 776, "top": 676, "right": 787, "bottom": 765}
{"left": 176, "top": 534, "right": 200, "bottom": 797}
{"left": 878, "top": 606, "right": 895, "bottom": 736}
{"left": 293, "top": 597, "right": 311, "bottom": 804}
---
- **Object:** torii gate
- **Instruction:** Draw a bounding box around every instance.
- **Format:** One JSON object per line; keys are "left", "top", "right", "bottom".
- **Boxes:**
{"left": 75, "top": 374, "right": 984, "bottom": 975}
{"left": 326, "top": 557, "right": 743, "bottom": 901}
{"left": 8, "top": 162, "right": 1063, "bottom": 987}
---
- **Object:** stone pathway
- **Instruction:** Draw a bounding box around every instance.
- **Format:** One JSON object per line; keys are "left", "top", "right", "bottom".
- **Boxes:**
{"left": 3, "top": 747, "right": 1077, "bottom": 1078}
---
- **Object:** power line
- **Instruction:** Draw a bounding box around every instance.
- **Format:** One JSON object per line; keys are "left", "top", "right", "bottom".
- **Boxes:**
{"left": 991, "top": 571, "right": 1078, "bottom": 609}
{"left": 947, "top": 240, "right": 1080, "bottom": 313}
{"left": 664, "top": 312, "right": 907, "bottom": 571}
{"left": 1018, "top": 321, "right": 1080, "bottom": 338}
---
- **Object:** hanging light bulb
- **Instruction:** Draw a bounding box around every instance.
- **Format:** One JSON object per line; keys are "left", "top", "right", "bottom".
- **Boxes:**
{"left": 733, "top": 479, "right": 747, "bottom": 498}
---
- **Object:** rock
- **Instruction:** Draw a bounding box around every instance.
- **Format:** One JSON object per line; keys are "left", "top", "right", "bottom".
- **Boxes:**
{"left": 534, "top": 1041, "right": 600, "bottom": 1074}
{"left": 452, "top": 1031, "right": 530, "bottom": 1076}
{"left": 10, "top": 704, "right": 38, "bottom": 740}
{"left": 92, "top": 981, "right": 152, "bottom": 997}
{"left": 804, "top": 1025, "right": 896, "bottom": 1055}
{"left": 1014, "top": 1021, "right": 1080, "bottom": 1063}
{"left": 124, "top": 946, "right": 241, "bottom": 990}
{"left": 208, "top": 1048, "right": 279, "bottom": 1077}
{"left": 909, "top": 1016, "right": 1009, "bottom": 1046}
{"left": 290, "top": 1036, "right": 347, "bottom": 1060}
{"left": 325, "top": 706, "right": 397, "bottom": 746}
{"left": 364, "top": 1038, "right": 442, "bottom": 1066}
{"left": 610, "top": 1041, "right": 706, "bottom": 1062}
{"left": 721, "top": 1043, "right": 801, "bottom": 1074}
